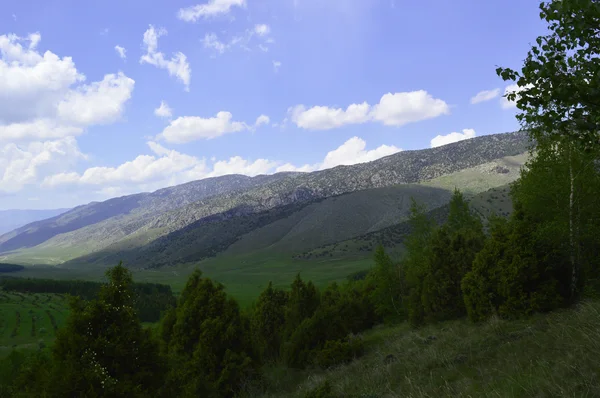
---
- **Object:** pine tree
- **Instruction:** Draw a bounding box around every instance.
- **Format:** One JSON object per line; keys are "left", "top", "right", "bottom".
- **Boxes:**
{"left": 44, "top": 262, "right": 165, "bottom": 397}
{"left": 161, "top": 269, "right": 255, "bottom": 398}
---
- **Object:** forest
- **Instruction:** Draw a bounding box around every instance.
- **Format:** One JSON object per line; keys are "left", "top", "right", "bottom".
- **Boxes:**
{"left": 1, "top": 0, "right": 600, "bottom": 396}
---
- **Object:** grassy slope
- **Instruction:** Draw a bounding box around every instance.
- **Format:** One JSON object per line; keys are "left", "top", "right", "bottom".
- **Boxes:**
{"left": 72, "top": 153, "right": 526, "bottom": 270}
{"left": 0, "top": 292, "right": 69, "bottom": 358}
{"left": 253, "top": 300, "right": 600, "bottom": 398}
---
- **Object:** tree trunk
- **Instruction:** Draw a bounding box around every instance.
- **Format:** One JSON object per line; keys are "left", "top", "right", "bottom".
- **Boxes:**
{"left": 569, "top": 146, "right": 578, "bottom": 300}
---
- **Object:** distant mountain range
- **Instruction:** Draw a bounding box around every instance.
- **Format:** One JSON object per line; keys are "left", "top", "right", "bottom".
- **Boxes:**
{"left": 0, "top": 131, "right": 531, "bottom": 268}
{"left": 0, "top": 209, "right": 70, "bottom": 235}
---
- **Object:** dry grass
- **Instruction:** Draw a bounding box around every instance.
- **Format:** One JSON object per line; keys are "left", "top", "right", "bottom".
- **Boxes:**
{"left": 246, "top": 300, "right": 600, "bottom": 398}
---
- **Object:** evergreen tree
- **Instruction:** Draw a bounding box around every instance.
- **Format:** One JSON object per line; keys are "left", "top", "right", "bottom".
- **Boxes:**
{"left": 497, "top": 0, "right": 600, "bottom": 299}
{"left": 420, "top": 189, "right": 485, "bottom": 322}
{"left": 251, "top": 281, "right": 288, "bottom": 361}
{"left": 367, "top": 245, "right": 403, "bottom": 322}
{"left": 401, "top": 198, "right": 436, "bottom": 326}
{"left": 282, "top": 274, "right": 320, "bottom": 341}
{"left": 39, "top": 263, "right": 166, "bottom": 397}
{"left": 161, "top": 269, "right": 255, "bottom": 398}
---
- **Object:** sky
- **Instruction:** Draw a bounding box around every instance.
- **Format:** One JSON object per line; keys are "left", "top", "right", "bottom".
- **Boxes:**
{"left": 0, "top": 0, "right": 548, "bottom": 210}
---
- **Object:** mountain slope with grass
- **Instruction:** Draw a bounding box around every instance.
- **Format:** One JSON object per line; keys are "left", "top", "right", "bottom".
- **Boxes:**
{"left": 1, "top": 131, "right": 530, "bottom": 266}
{"left": 251, "top": 300, "right": 600, "bottom": 398}
{"left": 0, "top": 209, "right": 70, "bottom": 235}
{"left": 67, "top": 151, "right": 525, "bottom": 269}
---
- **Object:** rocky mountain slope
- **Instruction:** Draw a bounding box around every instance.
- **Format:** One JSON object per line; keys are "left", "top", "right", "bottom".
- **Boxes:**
{"left": 0, "top": 209, "right": 70, "bottom": 235}
{"left": 0, "top": 131, "right": 531, "bottom": 266}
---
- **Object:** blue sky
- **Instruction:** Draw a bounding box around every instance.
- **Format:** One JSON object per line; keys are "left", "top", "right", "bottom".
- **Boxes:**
{"left": 0, "top": 0, "right": 547, "bottom": 210}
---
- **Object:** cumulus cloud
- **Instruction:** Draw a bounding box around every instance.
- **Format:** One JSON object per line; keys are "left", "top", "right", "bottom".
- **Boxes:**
{"left": 114, "top": 45, "right": 126, "bottom": 59}
{"left": 0, "top": 137, "right": 86, "bottom": 193}
{"left": 57, "top": 72, "right": 134, "bottom": 126}
{"left": 154, "top": 101, "right": 173, "bottom": 118}
{"left": 273, "top": 60, "right": 281, "bottom": 72}
{"left": 44, "top": 135, "right": 400, "bottom": 198}
{"left": 254, "top": 114, "right": 270, "bottom": 127}
{"left": 178, "top": 0, "right": 246, "bottom": 22}
{"left": 290, "top": 90, "right": 449, "bottom": 130}
{"left": 470, "top": 88, "right": 500, "bottom": 104}
{"left": 500, "top": 83, "right": 534, "bottom": 109}
{"left": 276, "top": 136, "right": 402, "bottom": 172}
{"left": 157, "top": 112, "right": 249, "bottom": 144}
{"left": 0, "top": 32, "right": 134, "bottom": 142}
{"left": 140, "top": 26, "right": 191, "bottom": 91}
{"left": 430, "top": 128, "right": 476, "bottom": 148}
{"left": 289, "top": 102, "right": 371, "bottom": 130}
{"left": 44, "top": 141, "right": 277, "bottom": 193}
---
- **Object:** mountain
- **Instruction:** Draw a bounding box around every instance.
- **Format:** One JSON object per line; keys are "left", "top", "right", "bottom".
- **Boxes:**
{"left": 0, "top": 209, "right": 70, "bottom": 235}
{"left": 0, "top": 131, "right": 531, "bottom": 267}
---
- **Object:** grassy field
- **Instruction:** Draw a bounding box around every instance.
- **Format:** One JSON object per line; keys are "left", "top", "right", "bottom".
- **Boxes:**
{"left": 251, "top": 300, "right": 600, "bottom": 398}
{"left": 0, "top": 291, "right": 69, "bottom": 358}
{"left": 1, "top": 249, "right": 374, "bottom": 308}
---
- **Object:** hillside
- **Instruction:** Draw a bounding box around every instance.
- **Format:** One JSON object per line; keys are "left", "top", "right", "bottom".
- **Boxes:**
{"left": 0, "top": 173, "right": 299, "bottom": 257}
{"left": 66, "top": 149, "right": 525, "bottom": 269}
{"left": 0, "top": 209, "right": 70, "bottom": 235}
{"left": 300, "top": 184, "right": 515, "bottom": 261}
{"left": 254, "top": 300, "right": 600, "bottom": 397}
{"left": 0, "top": 131, "right": 530, "bottom": 266}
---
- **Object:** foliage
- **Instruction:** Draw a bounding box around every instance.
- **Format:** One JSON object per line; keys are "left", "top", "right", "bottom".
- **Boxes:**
{"left": 497, "top": 0, "right": 600, "bottom": 301}
{"left": 251, "top": 282, "right": 289, "bottom": 362}
{"left": 282, "top": 274, "right": 320, "bottom": 343}
{"left": 9, "top": 263, "right": 167, "bottom": 397}
{"left": 0, "top": 276, "right": 175, "bottom": 323}
{"left": 161, "top": 269, "right": 256, "bottom": 398}
{"left": 366, "top": 245, "right": 403, "bottom": 323}
{"left": 401, "top": 198, "right": 436, "bottom": 326}
{"left": 420, "top": 190, "right": 485, "bottom": 322}
{"left": 282, "top": 282, "right": 373, "bottom": 369}
{"left": 462, "top": 202, "right": 571, "bottom": 322}
{"left": 303, "top": 380, "right": 335, "bottom": 398}
{"left": 0, "top": 263, "right": 24, "bottom": 273}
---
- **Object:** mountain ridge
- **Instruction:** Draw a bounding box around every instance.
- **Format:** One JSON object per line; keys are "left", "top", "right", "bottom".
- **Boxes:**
{"left": 0, "top": 131, "right": 531, "bottom": 266}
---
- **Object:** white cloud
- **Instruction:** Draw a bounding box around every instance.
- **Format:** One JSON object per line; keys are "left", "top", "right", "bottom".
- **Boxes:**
{"left": 290, "top": 91, "right": 449, "bottom": 130}
{"left": 154, "top": 101, "right": 173, "bottom": 118}
{"left": 501, "top": 83, "right": 534, "bottom": 109}
{"left": 273, "top": 60, "right": 281, "bottom": 72}
{"left": 470, "top": 88, "right": 500, "bottom": 104}
{"left": 289, "top": 103, "right": 371, "bottom": 130}
{"left": 430, "top": 128, "right": 476, "bottom": 148}
{"left": 370, "top": 91, "right": 450, "bottom": 126}
{"left": 210, "top": 156, "right": 277, "bottom": 177}
{"left": 114, "top": 45, "right": 126, "bottom": 59}
{"left": 41, "top": 136, "right": 401, "bottom": 197}
{"left": 0, "top": 33, "right": 134, "bottom": 142}
{"left": 0, "top": 137, "right": 86, "bottom": 193}
{"left": 276, "top": 136, "right": 402, "bottom": 172}
{"left": 254, "top": 114, "right": 270, "bottom": 127}
{"left": 202, "top": 24, "right": 274, "bottom": 55}
{"left": 157, "top": 112, "right": 248, "bottom": 144}
{"left": 0, "top": 120, "right": 83, "bottom": 142}
{"left": 140, "top": 25, "right": 191, "bottom": 91}
{"left": 57, "top": 72, "right": 134, "bottom": 126}
{"left": 44, "top": 141, "right": 276, "bottom": 192}
{"left": 320, "top": 137, "right": 401, "bottom": 169}
{"left": 254, "top": 24, "right": 270, "bottom": 36}
{"left": 178, "top": 0, "right": 247, "bottom": 22}
{"left": 202, "top": 33, "right": 229, "bottom": 54}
